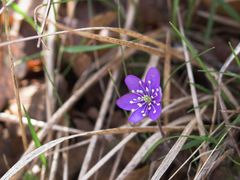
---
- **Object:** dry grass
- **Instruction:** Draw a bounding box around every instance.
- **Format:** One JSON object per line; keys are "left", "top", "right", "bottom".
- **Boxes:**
{"left": 0, "top": 1, "right": 240, "bottom": 180}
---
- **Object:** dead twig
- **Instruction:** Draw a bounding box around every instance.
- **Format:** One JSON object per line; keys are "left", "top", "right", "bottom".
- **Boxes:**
{"left": 37, "top": 0, "right": 52, "bottom": 47}
{"left": 116, "top": 132, "right": 162, "bottom": 180}
{"left": 2, "top": 1, "right": 28, "bottom": 150}
{"left": 163, "top": 30, "right": 171, "bottom": 125}
{"left": 78, "top": 71, "right": 118, "bottom": 179}
{"left": 81, "top": 96, "right": 209, "bottom": 180}
{"left": 177, "top": 10, "right": 205, "bottom": 136}
{"left": 151, "top": 107, "right": 206, "bottom": 180}
{"left": 0, "top": 112, "right": 83, "bottom": 134}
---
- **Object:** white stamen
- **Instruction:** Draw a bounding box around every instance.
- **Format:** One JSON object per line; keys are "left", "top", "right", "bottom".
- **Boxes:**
{"left": 152, "top": 89, "right": 155, "bottom": 93}
{"left": 148, "top": 80, "right": 151, "bottom": 84}
{"left": 137, "top": 103, "right": 142, "bottom": 107}
{"left": 130, "top": 101, "right": 134, "bottom": 104}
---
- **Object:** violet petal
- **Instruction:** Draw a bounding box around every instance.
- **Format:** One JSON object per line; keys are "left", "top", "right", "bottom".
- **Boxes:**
{"left": 116, "top": 93, "right": 140, "bottom": 110}
{"left": 128, "top": 104, "right": 147, "bottom": 124}
{"left": 153, "top": 92, "right": 162, "bottom": 103}
{"left": 125, "top": 75, "right": 142, "bottom": 91}
{"left": 145, "top": 67, "right": 160, "bottom": 89}
{"left": 148, "top": 104, "right": 162, "bottom": 121}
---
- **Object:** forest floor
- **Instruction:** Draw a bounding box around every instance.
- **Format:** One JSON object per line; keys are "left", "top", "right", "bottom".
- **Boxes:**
{"left": 0, "top": 0, "right": 240, "bottom": 179}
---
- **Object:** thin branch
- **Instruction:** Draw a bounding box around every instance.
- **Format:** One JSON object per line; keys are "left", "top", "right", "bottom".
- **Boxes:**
{"left": 116, "top": 132, "right": 162, "bottom": 180}
{"left": 3, "top": 1, "right": 28, "bottom": 150}
{"left": 150, "top": 111, "right": 203, "bottom": 180}
{"left": 37, "top": 0, "right": 53, "bottom": 47}
{"left": 177, "top": 11, "right": 206, "bottom": 136}
{"left": 81, "top": 96, "right": 208, "bottom": 180}
{"left": 78, "top": 71, "right": 118, "bottom": 179}
{"left": 0, "top": 26, "right": 184, "bottom": 61}
{"left": 0, "top": 112, "right": 83, "bottom": 134}
{"left": 163, "top": 30, "right": 171, "bottom": 125}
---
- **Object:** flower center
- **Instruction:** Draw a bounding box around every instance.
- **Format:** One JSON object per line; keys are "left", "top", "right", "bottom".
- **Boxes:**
{"left": 143, "top": 95, "right": 151, "bottom": 104}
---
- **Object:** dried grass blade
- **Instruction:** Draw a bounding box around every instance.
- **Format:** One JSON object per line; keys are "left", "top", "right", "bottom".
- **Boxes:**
{"left": 78, "top": 71, "right": 117, "bottom": 178}
{"left": 151, "top": 119, "right": 197, "bottom": 180}
{"left": 1, "top": 95, "right": 207, "bottom": 179}
{"left": 116, "top": 132, "right": 162, "bottom": 180}
{"left": 177, "top": 12, "right": 205, "bottom": 136}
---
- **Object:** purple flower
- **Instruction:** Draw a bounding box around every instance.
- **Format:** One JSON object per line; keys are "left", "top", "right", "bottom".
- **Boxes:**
{"left": 116, "top": 67, "right": 162, "bottom": 124}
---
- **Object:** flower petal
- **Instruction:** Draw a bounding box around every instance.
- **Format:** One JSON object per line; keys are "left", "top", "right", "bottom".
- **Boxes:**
{"left": 148, "top": 104, "right": 162, "bottom": 121}
{"left": 145, "top": 67, "right": 160, "bottom": 89}
{"left": 128, "top": 104, "right": 147, "bottom": 124}
{"left": 152, "top": 88, "right": 162, "bottom": 102}
{"left": 116, "top": 93, "right": 140, "bottom": 110}
{"left": 125, "top": 75, "right": 142, "bottom": 91}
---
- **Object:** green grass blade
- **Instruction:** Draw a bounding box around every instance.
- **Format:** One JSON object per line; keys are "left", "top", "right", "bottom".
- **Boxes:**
{"left": 218, "top": 0, "right": 240, "bottom": 22}
{"left": 163, "top": 47, "right": 215, "bottom": 90}
{"left": 187, "top": 102, "right": 211, "bottom": 113}
{"left": 42, "top": 64, "right": 70, "bottom": 123}
{"left": 170, "top": 21, "right": 216, "bottom": 85}
{"left": 62, "top": 44, "right": 118, "bottom": 53}
{"left": 223, "top": 71, "right": 240, "bottom": 80}
{"left": 10, "top": 3, "right": 36, "bottom": 29}
{"left": 204, "top": 0, "right": 217, "bottom": 43}
{"left": 229, "top": 42, "right": 240, "bottom": 67}
{"left": 189, "top": 82, "right": 212, "bottom": 94}
{"left": 172, "top": 0, "right": 180, "bottom": 26}
{"left": 186, "top": 0, "right": 196, "bottom": 29}
{"left": 227, "top": 155, "right": 240, "bottom": 166}
{"left": 232, "top": 115, "right": 240, "bottom": 125}
{"left": 182, "top": 139, "right": 203, "bottom": 150}
{"left": 142, "top": 135, "right": 217, "bottom": 162}
{"left": 199, "top": 69, "right": 240, "bottom": 80}
{"left": 23, "top": 106, "right": 47, "bottom": 167}
{"left": 23, "top": 171, "right": 38, "bottom": 180}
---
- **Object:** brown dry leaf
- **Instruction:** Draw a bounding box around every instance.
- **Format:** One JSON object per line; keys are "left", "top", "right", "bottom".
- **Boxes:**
{"left": 121, "top": 140, "right": 142, "bottom": 166}
{"left": 8, "top": 36, "right": 28, "bottom": 79}
{"left": 109, "top": 111, "right": 126, "bottom": 128}
{"left": 203, "top": 0, "right": 240, "bottom": 13}
{"left": 67, "top": 140, "right": 89, "bottom": 179}
{"left": 0, "top": 129, "right": 23, "bottom": 177}
{"left": 0, "top": 57, "right": 14, "bottom": 110}
{"left": 138, "top": 0, "right": 169, "bottom": 26}
{"left": 87, "top": 107, "right": 99, "bottom": 120}
{"left": 28, "top": 83, "right": 46, "bottom": 120}
{"left": 72, "top": 53, "right": 92, "bottom": 77}
{"left": 90, "top": 11, "right": 116, "bottom": 27}
{"left": 8, "top": 83, "right": 43, "bottom": 118}
{"left": 72, "top": 110, "right": 94, "bottom": 131}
